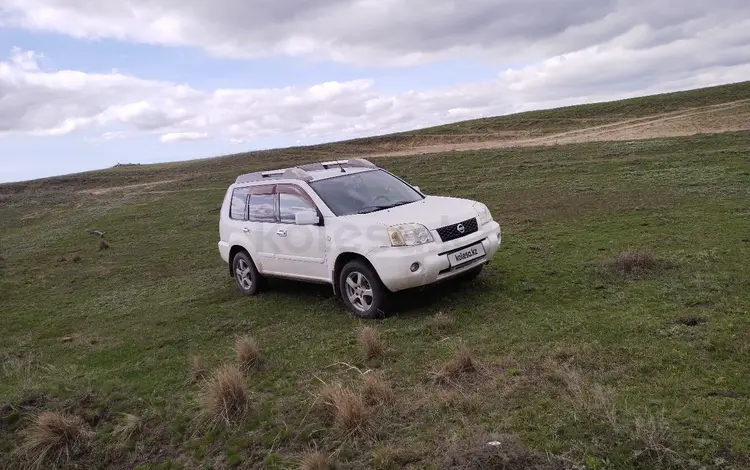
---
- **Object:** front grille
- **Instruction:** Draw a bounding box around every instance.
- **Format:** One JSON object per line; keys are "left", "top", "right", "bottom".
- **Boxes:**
{"left": 436, "top": 217, "right": 478, "bottom": 242}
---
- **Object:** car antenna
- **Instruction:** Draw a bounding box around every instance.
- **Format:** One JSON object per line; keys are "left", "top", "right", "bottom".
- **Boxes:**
{"left": 336, "top": 160, "right": 346, "bottom": 172}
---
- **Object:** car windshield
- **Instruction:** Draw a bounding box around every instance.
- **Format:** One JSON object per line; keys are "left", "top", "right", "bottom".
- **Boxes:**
{"left": 309, "top": 169, "right": 423, "bottom": 216}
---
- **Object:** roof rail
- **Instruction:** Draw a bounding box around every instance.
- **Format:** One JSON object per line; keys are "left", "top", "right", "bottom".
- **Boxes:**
{"left": 313, "top": 158, "right": 378, "bottom": 170}
{"left": 348, "top": 158, "right": 377, "bottom": 168}
{"left": 235, "top": 168, "right": 312, "bottom": 184}
{"left": 297, "top": 162, "right": 326, "bottom": 171}
{"left": 282, "top": 167, "right": 313, "bottom": 181}
{"left": 234, "top": 158, "right": 378, "bottom": 184}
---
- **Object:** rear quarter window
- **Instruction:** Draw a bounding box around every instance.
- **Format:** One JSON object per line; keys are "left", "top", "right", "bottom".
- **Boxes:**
{"left": 230, "top": 187, "right": 250, "bottom": 220}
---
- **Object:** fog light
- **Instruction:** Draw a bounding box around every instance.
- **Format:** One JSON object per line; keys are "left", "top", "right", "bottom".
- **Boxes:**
{"left": 410, "top": 262, "right": 420, "bottom": 272}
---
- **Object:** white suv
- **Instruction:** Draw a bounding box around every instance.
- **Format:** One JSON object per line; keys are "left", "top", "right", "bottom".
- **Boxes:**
{"left": 218, "top": 158, "right": 502, "bottom": 318}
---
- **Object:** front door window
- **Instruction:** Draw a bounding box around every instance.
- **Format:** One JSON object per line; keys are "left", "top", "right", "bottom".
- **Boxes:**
{"left": 279, "top": 192, "right": 316, "bottom": 223}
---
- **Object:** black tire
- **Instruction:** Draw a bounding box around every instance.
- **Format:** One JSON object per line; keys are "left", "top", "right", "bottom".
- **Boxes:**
{"left": 339, "top": 259, "right": 389, "bottom": 319}
{"left": 232, "top": 251, "right": 262, "bottom": 296}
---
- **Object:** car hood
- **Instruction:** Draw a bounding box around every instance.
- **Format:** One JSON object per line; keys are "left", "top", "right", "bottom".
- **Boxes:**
{"left": 345, "top": 195, "right": 479, "bottom": 230}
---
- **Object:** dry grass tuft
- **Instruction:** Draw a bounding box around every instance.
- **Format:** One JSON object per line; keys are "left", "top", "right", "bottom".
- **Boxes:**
{"left": 299, "top": 450, "right": 331, "bottom": 470}
{"left": 361, "top": 373, "right": 395, "bottom": 406}
{"left": 613, "top": 250, "right": 657, "bottom": 276}
{"left": 113, "top": 413, "right": 143, "bottom": 444}
{"left": 21, "top": 411, "right": 93, "bottom": 469}
{"left": 431, "top": 344, "right": 480, "bottom": 385}
{"left": 631, "top": 413, "right": 677, "bottom": 463}
{"left": 426, "top": 311, "right": 456, "bottom": 335}
{"left": 553, "top": 361, "right": 679, "bottom": 465}
{"left": 357, "top": 326, "right": 384, "bottom": 361}
{"left": 190, "top": 355, "right": 208, "bottom": 380}
{"left": 199, "top": 364, "right": 248, "bottom": 426}
{"left": 318, "top": 384, "right": 371, "bottom": 437}
{"left": 550, "top": 343, "right": 595, "bottom": 366}
{"left": 317, "top": 384, "right": 342, "bottom": 413}
{"left": 555, "top": 364, "right": 618, "bottom": 431}
{"left": 234, "top": 335, "right": 262, "bottom": 373}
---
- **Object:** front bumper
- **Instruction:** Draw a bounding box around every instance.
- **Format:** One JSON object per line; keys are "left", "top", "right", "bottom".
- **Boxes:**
{"left": 367, "top": 220, "right": 502, "bottom": 292}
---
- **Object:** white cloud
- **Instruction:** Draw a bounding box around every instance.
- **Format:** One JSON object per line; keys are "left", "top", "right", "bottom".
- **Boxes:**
{"left": 9, "top": 46, "right": 41, "bottom": 71}
{"left": 1, "top": 7, "right": 749, "bottom": 147}
{"left": 102, "top": 131, "right": 128, "bottom": 140}
{"left": 0, "top": 0, "right": 748, "bottom": 66}
{"left": 499, "top": 17, "right": 750, "bottom": 105}
{"left": 160, "top": 132, "right": 209, "bottom": 143}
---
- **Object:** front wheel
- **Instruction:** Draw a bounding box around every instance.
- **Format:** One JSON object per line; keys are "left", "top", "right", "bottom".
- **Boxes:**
{"left": 339, "top": 260, "right": 389, "bottom": 319}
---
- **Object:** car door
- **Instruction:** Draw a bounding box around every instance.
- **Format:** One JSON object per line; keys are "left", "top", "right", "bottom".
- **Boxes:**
{"left": 273, "top": 183, "right": 328, "bottom": 281}
{"left": 243, "top": 184, "right": 281, "bottom": 274}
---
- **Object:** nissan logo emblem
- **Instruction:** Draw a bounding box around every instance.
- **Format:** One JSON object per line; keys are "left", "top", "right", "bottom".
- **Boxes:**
{"left": 456, "top": 223, "right": 465, "bottom": 233}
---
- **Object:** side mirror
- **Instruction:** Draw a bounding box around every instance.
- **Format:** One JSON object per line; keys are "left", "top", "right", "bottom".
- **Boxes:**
{"left": 413, "top": 185, "right": 421, "bottom": 193}
{"left": 295, "top": 210, "right": 320, "bottom": 225}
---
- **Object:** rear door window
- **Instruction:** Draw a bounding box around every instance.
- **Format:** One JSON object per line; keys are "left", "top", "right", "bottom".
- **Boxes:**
{"left": 248, "top": 194, "right": 276, "bottom": 222}
{"left": 247, "top": 184, "right": 277, "bottom": 223}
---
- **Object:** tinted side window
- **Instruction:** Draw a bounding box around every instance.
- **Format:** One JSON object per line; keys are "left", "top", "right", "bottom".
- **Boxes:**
{"left": 248, "top": 194, "right": 276, "bottom": 222}
{"left": 279, "top": 193, "right": 316, "bottom": 223}
{"left": 230, "top": 187, "right": 250, "bottom": 220}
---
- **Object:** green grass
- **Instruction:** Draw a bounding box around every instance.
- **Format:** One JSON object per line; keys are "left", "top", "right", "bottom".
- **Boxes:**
{"left": 2, "top": 82, "right": 750, "bottom": 468}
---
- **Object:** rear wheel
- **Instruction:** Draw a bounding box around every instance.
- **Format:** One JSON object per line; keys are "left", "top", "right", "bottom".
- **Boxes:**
{"left": 232, "top": 252, "right": 262, "bottom": 296}
{"left": 339, "top": 259, "right": 388, "bottom": 319}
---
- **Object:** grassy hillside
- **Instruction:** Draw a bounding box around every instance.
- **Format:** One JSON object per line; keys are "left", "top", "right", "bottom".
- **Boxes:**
{"left": 1, "top": 82, "right": 750, "bottom": 469}
{"left": 2, "top": 80, "right": 749, "bottom": 195}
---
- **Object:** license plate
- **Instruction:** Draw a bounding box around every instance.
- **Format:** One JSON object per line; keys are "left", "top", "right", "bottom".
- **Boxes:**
{"left": 447, "top": 243, "right": 485, "bottom": 266}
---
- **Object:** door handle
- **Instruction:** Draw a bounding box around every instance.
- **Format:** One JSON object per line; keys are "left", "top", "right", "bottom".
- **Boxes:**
{"left": 242, "top": 227, "right": 250, "bottom": 233}
{"left": 276, "top": 228, "right": 287, "bottom": 237}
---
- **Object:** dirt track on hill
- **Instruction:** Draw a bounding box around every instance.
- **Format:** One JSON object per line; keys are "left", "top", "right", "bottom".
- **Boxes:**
{"left": 72, "top": 99, "right": 750, "bottom": 196}
{"left": 364, "top": 99, "right": 750, "bottom": 158}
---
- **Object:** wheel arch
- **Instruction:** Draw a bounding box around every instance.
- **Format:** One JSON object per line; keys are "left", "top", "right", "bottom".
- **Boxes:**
{"left": 332, "top": 252, "right": 380, "bottom": 297}
{"left": 228, "top": 245, "right": 250, "bottom": 277}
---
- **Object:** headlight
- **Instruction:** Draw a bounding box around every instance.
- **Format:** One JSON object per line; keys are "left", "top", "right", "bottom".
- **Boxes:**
{"left": 474, "top": 202, "right": 493, "bottom": 225}
{"left": 387, "top": 223, "right": 434, "bottom": 247}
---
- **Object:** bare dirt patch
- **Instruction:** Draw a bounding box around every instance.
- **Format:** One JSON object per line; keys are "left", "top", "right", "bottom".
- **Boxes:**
{"left": 444, "top": 433, "right": 577, "bottom": 470}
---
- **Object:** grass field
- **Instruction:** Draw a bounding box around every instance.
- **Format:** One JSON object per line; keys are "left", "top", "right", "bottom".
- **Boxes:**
{"left": 1, "top": 83, "right": 750, "bottom": 469}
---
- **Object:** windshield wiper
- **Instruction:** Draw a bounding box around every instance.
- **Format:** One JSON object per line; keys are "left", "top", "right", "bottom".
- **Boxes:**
{"left": 357, "top": 205, "right": 391, "bottom": 214}
{"left": 357, "top": 201, "right": 412, "bottom": 214}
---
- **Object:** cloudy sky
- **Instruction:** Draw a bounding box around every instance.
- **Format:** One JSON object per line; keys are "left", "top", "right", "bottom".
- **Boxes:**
{"left": 1, "top": 0, "right": 749, "bottom": 182}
